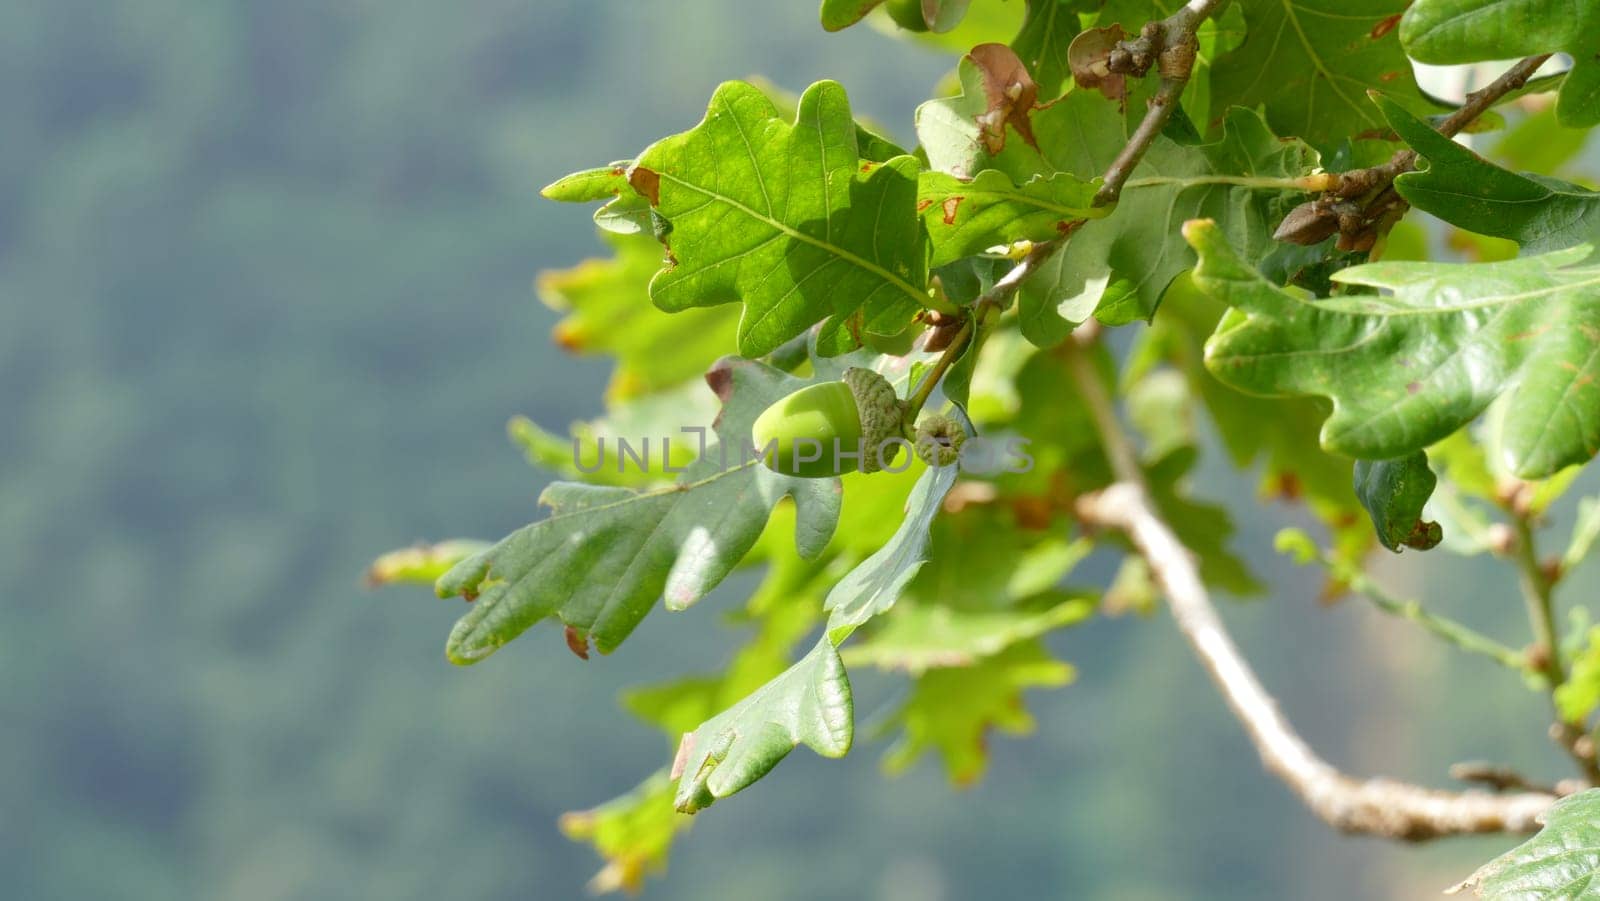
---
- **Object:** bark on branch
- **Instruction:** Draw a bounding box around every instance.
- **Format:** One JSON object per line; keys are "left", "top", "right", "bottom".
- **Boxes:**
{"left": 1077, "top": 483, "right": 1558, "bottom": 840}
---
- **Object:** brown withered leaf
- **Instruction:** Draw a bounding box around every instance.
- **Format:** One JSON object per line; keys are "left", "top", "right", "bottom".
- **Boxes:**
{"left": 1068, "top": 25, "right": 1127, "bottom": 101}
{"left": 968, "top": 43, "right": 1039, "bottom": 156}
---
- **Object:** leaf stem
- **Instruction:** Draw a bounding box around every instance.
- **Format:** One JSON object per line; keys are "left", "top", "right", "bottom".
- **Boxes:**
{"left": 900, "top": 239, "right": 1067, "bottom": 425}
{"left": 901, "top": 319, "right": 973, "bottom": 428}
{"left": 1326, "top": 553, "right": 1532, "bottom": 676}
{"left": 1511, "top": 514, "right": 1564, "bottom": 686}
{"left": 1507, "top": 510, "right": 1600, "bottom": 782}
{"left": 1123, "top": 173, "right": 1339, "bottom": 192}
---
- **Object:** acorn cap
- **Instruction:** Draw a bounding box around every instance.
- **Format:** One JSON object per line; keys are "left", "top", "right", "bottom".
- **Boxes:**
{"left": 913, "top": 413, "right": 967, "bottom": 468}
{"left": 842, "top": 368, "right": 906, "bottom": 474}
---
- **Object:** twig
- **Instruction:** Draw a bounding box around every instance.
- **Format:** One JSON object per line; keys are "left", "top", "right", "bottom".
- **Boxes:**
{"left": 1064, "top": 338, "right": 1560, "bottom": 840}
{"left": 904, "top": 0, "right": 1229, "bottom": 418}
{"left": 1275, "top": 54, "right": 1553, "bottom": 252}
{"left": 1093, "top": 0, "right": 1223, "bottom": 207}
{"left": 1506, "top": 511, "right": 1600, "bottom": 784}
{"left": 1449, "top": 762, "right": 1562, "bottom": 796}
{"left": 1434, "top": 54, "right": 1555, "bottom": 138}
{"left": 1511, "top": 514, "right": 1565, "bottom": 685}
{"left": 1323, "top": 554, "right": 1532, "bottom": 676}
{"left": 901, "top": 238, "right": 1067, "bottom": 424}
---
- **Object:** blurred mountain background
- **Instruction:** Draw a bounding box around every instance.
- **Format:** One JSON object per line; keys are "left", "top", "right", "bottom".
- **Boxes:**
{"left": 3, "top": 2, "right": 1596, "bottom": 898}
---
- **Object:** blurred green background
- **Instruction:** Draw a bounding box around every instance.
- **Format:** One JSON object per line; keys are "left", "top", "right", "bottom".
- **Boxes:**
{"left": 4, "top": 2, "right": 1596, "bottom": 898}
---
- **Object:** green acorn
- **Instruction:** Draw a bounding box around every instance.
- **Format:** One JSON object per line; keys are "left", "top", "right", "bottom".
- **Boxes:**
{"left": 752, "top": 368, "right": 905, "bottom": 478}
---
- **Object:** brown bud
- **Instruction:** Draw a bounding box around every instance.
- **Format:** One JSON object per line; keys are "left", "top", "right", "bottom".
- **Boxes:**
{"left": 1542, "top": 556, "right": 1565, "bottom": 586}
{"left": 1273, "top": 200, "right": 1340, "bottom": 245}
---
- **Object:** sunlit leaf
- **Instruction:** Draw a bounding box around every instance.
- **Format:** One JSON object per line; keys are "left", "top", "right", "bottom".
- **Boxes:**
{"left": 825, "top": 459, "right": 961, "bottom": 642}
{"left": 1566, "top": 497, "right": 1600, "bottom": 573}
{"left": 672, "top": 637, "right": 853, "bottom": 812}
{"left": 918, "top": 169, "right": 1103, "bottom": 268}
{"left": 945, "top": 92, "right": 1322, "bottom": 344}
{"left": 366, "top": 540, "right": 492, "bottom": 587}
{"left": 1492, "top": 105, "right": 1596, "bottom": 176}
{"left": 436, "top": 358, "right": 843, "bottom": 661}
{"left": 843, "top": 592, "right": 1094, "bottom": 673}
{"left": 821, "top": 0, "right": 889, "bottom": 30}
{"left": 537, "top": 231, "right": 739, "bottom": 401}
{"left": 630, "top": 80, "right": 929, "bottom": 355}
{"left": 1555, "top": 628, "right": 1600, "bottom": 723}
{"left": 559, "top": 771, "right": 689, "bottom": 895}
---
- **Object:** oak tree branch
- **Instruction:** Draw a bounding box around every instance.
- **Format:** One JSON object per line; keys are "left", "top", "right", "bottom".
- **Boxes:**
{"left": 1064, "top": 341, "right": 1561, "bottom": 840}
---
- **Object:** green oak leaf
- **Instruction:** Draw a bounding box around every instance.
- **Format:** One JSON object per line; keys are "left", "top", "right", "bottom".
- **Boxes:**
{"left": 366, "top": 540, "right": 492, "bottom": 588}
{"left": 1127, "top": 273, "right": 1370, "bottom": 566}
{"left": 672, "top": 637, "right": 853, "bottom": 812}
{"left": 645, "top": 450, "right": 931, "bottom": 816}
{"left": 630, "top": 80, "right": 928, "bottom": 356}
{"left": 918, "top": 169, "right": 1104, "bottom": 267}
{"left": 1353, "top": 452, "right": 1443, "bottom": 552}
{"left": 1377, "top": 96, "right": 1600, "bottom": 255}
{"left": 435, "top": 358, "right": 842, "bottom": 662}
{"left": 623, "top": 552, "right": 839, "bottom": 741}
{"left": 917, "top": 44, "right": 1047, "bottom": 179}
{"left": 881, "top": 640, "right": 1074, "bottom": 784}
{"left": 922, "top": 0, "right": 976, "bottom": 31}
{"left": 1012, "top": 0, "right": 1088, "bottom": 98}
{"left": 820, "top": 0, "right": 886, "bottom": 30}
{"left": 1400, "top": 0, "right": 1600, "bottom": 127}
{"left": 978, "top": 93, "right": 1321, "bottom": 344}
{"left": 537, "top": 231, "right": 740, "bottom": 401}
{"left": 542, "top": 162, "right": 652, "bottom": 235}
{"left": 1453, "top": 789, "right": 1600, "bottom": 897}
{"left": 1188, "top": 218, "right": 1600, "bottom": 479}
{"left": 824, "top": 459, "right": 961, "bottom": 642}
{"left": 843, "top": 592, "right": 1095, "bottom": 673}
{"left": 558, "top": 770, "right": 689, "bottom": 895}
{"left": 745, "top": 77, "right": 911, "bottom": 165}
{"left": 873, "top": 3, "right": 1023, "bottom": 52}
{"left": 1211, "top": 0, "right": 1437, "bottom": 150}
{"left": 507, "top": 381, "right": 717, "bottom": 488}
{"left": 907, "top": 506, "right": 1066, "bottom": 611}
